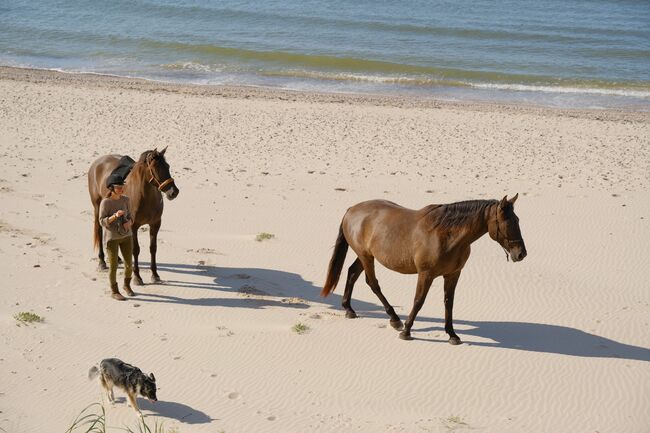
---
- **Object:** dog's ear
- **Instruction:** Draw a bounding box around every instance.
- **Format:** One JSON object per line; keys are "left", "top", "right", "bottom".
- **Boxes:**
{"left": 149, "top": 372, "right": 156, "bottom": 382}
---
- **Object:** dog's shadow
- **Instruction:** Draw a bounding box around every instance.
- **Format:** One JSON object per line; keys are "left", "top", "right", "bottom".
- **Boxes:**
{"left": 138, "top": 399, "right": 215, "bottom": 424}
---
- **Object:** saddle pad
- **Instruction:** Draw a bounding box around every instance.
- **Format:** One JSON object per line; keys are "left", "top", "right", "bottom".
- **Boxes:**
{"left": 110, "top": 155, "right": 136, "bottom": 181}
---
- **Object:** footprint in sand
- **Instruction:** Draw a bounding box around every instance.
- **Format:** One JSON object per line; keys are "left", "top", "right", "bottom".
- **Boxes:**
{"left": 267, "top": 415, "right": 277, "bottom": 421}
{"left": 227, "top": 392, "right": 240, "bottom": 400}
{"left": 238, "top": 285, "right": 269, "bottom": 297}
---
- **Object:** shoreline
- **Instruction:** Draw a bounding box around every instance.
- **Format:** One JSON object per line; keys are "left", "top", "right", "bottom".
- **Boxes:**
{"left": 2, "top": 65, "right": 649, "bottom": 123}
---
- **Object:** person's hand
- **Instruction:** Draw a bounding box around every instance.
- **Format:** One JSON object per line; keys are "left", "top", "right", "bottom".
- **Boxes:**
{"left": 115, "top": 210, "right": 125, "bottom": 218}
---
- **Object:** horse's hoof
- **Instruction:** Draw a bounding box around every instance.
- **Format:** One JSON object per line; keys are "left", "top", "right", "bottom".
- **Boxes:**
{"left": 399, "top": 331, "right": 413, "bottom": 341}
{"left": 345, "top": 310, "right": 358, "bottom": 319}
{"left": 97, "top": 263, "right": 108, "bottom": 272}
{"left": 448, "top": 337, "right": 462, "bottom": 345}
{"left": 150, "top": 275, "right": 162, "bottom": 284}
{"left": 390, "top": 319, "right": 404, "bottom": 330}
{"left": 133, "top": 276, "right": 144, "bottom": 286}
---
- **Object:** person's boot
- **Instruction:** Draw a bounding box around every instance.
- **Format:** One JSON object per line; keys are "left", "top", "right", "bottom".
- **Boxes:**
{"left": 123, "top": 277, "right": 135, "bottom": 297}
{"left": 111, "top": 282, "right": 126, "bottom": 301}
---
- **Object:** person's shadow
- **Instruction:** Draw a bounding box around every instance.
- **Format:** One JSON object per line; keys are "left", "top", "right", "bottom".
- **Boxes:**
{"left": 138, "top": 399, "right": 215, "bottom": 424}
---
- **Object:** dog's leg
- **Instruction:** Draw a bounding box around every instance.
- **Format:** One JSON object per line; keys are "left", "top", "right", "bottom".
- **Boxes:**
{"left": 127, "top": 391, "right": 142, "bottom": 417}
{"left": 100, "top": 375, "right": 114, "bottom": 404}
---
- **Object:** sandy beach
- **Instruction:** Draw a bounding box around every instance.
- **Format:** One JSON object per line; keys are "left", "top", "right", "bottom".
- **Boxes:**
{"left": 1, "top": 66, "right": 649, "bottom": 433}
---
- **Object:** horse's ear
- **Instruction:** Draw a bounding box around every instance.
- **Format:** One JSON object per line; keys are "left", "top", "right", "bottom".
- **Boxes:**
{"left": 150, "top": 373, "right": 155, "bottom": 382}
{"left": 152, "top": 147, "right": 158, "bottom": 155}
{"left": 499, "top": 195, "right": 508, "bottom": 209}
{"left": 159, "top": 146, "right": 167, "bottom": 156}
{"left": 508, "top": 193, "right": 519, "bottom": 204}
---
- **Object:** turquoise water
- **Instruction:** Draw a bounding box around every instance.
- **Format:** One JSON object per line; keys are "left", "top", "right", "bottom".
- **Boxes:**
{"left": 1, "top": 0, "right": 649, "bottom": 109}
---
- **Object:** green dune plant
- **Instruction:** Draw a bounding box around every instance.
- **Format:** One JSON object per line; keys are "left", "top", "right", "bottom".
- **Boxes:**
{"left": 292, "top": 322, "right": 310, "bottom": 334}
{"left": 65, "top": 402, "right": 172, "bottom": 433}
{"left": 255, "top": 232, "right": 275, "bottom": 242}
{"left": 14, "top": 311, "right": 44, "bottom": 325}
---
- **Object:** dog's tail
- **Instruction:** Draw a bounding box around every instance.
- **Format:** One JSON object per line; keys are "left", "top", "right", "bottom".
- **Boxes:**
{"left": 88, "top": 365, "right": 100, "bottom": 380}
{"left": 321, "top": 223, "right": 349, "bottom": 297}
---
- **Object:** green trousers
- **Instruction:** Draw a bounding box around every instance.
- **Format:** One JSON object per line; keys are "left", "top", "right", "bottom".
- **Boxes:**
{"left": 106, "top": 236, "right": 133, "bottom": 285}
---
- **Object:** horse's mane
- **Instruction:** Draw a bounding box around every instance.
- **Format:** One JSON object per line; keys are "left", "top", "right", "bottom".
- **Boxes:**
{"left": 137, "top": 150, "right": 168, "bottom": 165}
{"left": 427, "top": 199, "right": 497, "bottom": 229}
{"left": 137, "top": 150, "right": 155, "bottom": 163}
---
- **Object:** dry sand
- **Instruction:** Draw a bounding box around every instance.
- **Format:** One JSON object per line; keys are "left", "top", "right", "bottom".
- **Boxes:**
{"left": 0, "top": 66, "right": 649, "bottom": 433}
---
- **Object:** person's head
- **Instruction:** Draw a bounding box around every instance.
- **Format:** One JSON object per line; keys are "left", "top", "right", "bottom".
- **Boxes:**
{"left": 106, "top": 174, "right": 126, "bottom": 198}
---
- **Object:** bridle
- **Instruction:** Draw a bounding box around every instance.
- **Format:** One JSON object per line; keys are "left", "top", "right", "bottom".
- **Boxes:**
{"left": 147, "top": 162, "right": 174, "bottom": 192}
{"left": 494, "top": 205, "right": 524, "bottom": 262}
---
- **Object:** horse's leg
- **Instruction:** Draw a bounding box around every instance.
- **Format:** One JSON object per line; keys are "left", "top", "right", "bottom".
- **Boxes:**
{"left": 443, "top": 271, "right": 462, "bottom": 345}
{"left": 359, "top": 256, "right": 403, "bottom": 330}
{"left": 342, "top": 258, "right": 363, "bottom": 319}
{"left": 149, "top": 221, "right": 162, "bottom": 284}
{"left": 399, "top": 271, "right": 435, "bottom": 340}
{"left": 94, "top": 206, "right": 107, "bottom": 270}
{"left": 132, "top": 224, "right": 144, "bottom": 286}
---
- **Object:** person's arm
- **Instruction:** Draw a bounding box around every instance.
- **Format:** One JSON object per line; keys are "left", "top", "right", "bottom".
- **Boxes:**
{"left": 99, "top": 200, "right": 120, "bottom": 228}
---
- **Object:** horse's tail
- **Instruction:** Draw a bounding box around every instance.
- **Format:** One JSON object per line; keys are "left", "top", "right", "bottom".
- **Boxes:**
{"left": 321, "top": 223, "right": 349, "bottom": 297}
{"left": 88, "top": 365, "right": 100, "bottom": 380}
{"left": 92, "top": 208, "right": 101, "bottom": 252}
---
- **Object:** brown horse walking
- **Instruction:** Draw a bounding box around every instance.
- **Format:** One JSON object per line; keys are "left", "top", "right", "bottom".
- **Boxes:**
{"left": 88, "top": 148, "right": 180, "bottom": 285}
{"left": 322, "top": 195, "right": 527, "bottom": 343}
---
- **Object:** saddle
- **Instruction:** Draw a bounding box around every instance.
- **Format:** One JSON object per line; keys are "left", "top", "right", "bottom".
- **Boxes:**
{"left": 106, "top": 155, "right": 135, "bottom": 187}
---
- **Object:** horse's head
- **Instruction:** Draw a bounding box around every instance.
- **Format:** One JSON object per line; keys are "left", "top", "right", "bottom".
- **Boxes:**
{"left": 488, "top": 194, "right": 527, "bottom": 262}
{"left": 145, "top": 146, "right": 179, "bottom": 200}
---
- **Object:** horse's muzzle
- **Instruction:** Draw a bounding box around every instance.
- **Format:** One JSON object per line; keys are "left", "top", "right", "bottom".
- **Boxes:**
{"left": 511, "top": 248, "right": 527, "bottom": 262}
{"left": 165, "top": 185, "right": 180, "bottom": 200}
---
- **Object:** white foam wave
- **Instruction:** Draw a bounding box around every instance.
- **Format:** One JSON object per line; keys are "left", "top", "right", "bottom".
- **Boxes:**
{"left": 161, "top": 62, "right": 223, "bottom": 73}
{"left": 470, "top": 82, "right": 650, "bottom": 98}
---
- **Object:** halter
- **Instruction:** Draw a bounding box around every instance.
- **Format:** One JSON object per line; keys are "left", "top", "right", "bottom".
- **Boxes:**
{"left": 494, "top": 204, "right": 524, "bottom": 262}
{"left": 148, "top": 164, "right": 174, "bottom": 192}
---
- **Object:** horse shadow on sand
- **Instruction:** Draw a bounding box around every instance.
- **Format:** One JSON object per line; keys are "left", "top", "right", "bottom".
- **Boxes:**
{"left": 404, "top": 316, "right": 650, "bottom": 362}
{"left": 135, "top": 261, "right": 382, "bottom": 313}
{"left": 137, "top": 262, "right": 649, "bottom": 362}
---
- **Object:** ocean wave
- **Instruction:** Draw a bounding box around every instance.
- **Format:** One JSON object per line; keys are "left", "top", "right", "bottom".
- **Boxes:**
{"left": 161, "top": 61, "right": 223, "bottom": 73}
{"left": 470, "top": 83, "right": 650, "bottom": 98}
{"left": 158, "top": 55, "right": 650, "bottom": 100}
{"left": 259, "top": 68, "right": 650, "bottom": 97}
{"left": 259, "top": 69, "right": 470, "bottom": 88}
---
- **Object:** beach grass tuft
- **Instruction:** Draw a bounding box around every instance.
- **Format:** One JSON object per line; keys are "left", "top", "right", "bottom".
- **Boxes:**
{"left": 292, "top": 322, "right": 310, "bottom": 334}
{"left": 14, "top": 311, "right": 44, "bottom": 325}
{"left": 66, "top": 402, "right": 172, "bottom": 433}
{"left": 442, "top": 414, "right": 469, "bottom": 431}
{"left": 255, "top": 232, "right": 275, "bottom": 242}
{"left": 65, "top": 403, "right": 106, "bottom": 433}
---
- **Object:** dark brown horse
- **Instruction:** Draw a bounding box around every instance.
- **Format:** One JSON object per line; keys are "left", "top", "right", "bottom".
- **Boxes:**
{"left": 322, "top": 195, "right": 527, "bottom": 343}
{"left": 88, "top": 148, "right": 180, "bottom": 285}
